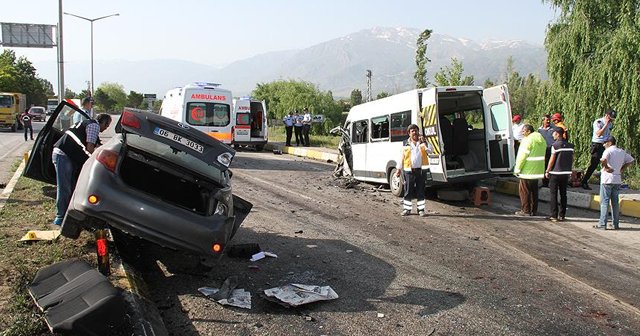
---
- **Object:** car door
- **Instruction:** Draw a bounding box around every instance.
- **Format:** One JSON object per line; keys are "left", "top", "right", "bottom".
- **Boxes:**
{"left": 421, "top": 89, "right": 447, "bottom": 182}
{"left": 23, "top": 102, "right": 88, "bottom": 184}
{"left": 483, "top": 84, "right": 515, "bottom": 172}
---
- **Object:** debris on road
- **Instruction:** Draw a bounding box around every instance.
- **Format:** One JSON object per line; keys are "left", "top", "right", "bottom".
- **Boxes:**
{"left": 377, "top": 313, "right": 385, "bottom": 318}
{"left": 226, "top": 243, "right": 261, "bottom": 258}
{"left": 199, "top": 276, "right": 251, "bottom": 309}
{"left": 250, "top": 251, "right": 278, "bottom": 262}
{"left": 263, "top": 284, "right": 338, "bottom": 307}
{"left": 294, "top": 230, "right": 303, "bottom": 234}
{"left": 19, "top": 230, "right": 60, "bottom": 242}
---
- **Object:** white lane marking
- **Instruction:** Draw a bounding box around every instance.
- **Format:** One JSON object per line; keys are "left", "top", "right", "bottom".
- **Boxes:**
{"left": 233, "top": 170, "right": 313, "bottom": 201}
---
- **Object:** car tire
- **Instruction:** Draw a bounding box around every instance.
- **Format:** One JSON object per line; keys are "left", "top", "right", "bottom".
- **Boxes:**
{"left": 390, "top": 168, "right": 404, "bottom": 197}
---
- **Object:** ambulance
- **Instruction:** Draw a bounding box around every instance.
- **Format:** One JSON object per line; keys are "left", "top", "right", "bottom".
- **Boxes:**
{"left": 231, "top": 97, "right": 268, "bottom": 151}
{"left": 160, "top": 82, "right": 234, "bottom": 144}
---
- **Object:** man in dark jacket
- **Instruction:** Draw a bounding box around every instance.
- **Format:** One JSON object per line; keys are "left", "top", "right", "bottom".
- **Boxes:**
{"left": 52, "top": 113, "right": 111, "bottom": 225}
{"left": 20, "top": 108, "right": 34, "bottom": 141}
{"left": 545, "top": 128, "right": 574, "bottom": 222}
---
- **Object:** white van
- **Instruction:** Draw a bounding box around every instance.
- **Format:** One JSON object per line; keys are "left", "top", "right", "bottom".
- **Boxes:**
{"left": 335, "top": 85, "right": 515, "bottom": 196}
{"left": 231, "top": 97, "right": 268, "bottom": 151}
{"left": 160, "top": 82, "right": 234, "bottom": 144}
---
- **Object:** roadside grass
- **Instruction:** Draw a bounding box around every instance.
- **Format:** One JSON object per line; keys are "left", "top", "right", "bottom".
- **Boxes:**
{"left": 268, "top": 125, "right": 340, "bottom": 148}
{"left": 0, "top": 173, "right": 96, "bottom": 336}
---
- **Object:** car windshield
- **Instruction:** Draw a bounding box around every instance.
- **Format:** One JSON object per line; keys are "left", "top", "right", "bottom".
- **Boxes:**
{"left": 125, "top": 134, "right": 225, "bottom": 182}
{"left": 30, "top": 107, "right": 45, "bottom": 113}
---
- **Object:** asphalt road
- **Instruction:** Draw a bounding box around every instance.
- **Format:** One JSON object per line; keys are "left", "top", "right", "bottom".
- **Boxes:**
{"left": 135, "top": 149, "right": 640, "bottom": 336}
{"left": 0, "top": 121, "right": 45, "bottom": 186}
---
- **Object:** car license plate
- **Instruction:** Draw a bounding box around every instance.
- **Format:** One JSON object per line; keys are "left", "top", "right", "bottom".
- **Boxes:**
{"left": 154, "top": 127, "right": 204, "bottom": 153}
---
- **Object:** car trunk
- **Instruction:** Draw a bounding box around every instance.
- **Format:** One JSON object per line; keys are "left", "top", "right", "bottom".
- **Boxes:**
{"left": 118, "top": 147, "right": 223, "bottom": 216}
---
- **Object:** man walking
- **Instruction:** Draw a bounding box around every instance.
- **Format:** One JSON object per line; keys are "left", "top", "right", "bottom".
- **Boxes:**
{"left": 20, "top": 108, "right": 34, "bottom": 141}
{"left": 581, "top": 109, "right": 616, "bottom": 190}
{"left": 302, "top": 107, "right": 312, "bottom": 146}
{"left": 545, "top": 128, "right": 574, "bottom": 222}
{"left": 514, "top": 124, "right": 546, "bottom": 216}
{"left": 52, "top": 113, "right": 112, "bottom": 226}
{"left": 395, "top": 124, "right": 433, "bottom": 217}
{"left": 283, "top": 112, "right": 294, "bottom": 146}
{"left": 595, "top": 135, "right": 634, "bottom": 230}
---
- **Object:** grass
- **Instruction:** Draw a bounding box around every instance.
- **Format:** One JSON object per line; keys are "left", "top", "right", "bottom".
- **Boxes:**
{"left": 0, "top": 174, "right": 96, "bottom": 336}
{"left": 268, "top": 125, "right": 341, "bottom": 148}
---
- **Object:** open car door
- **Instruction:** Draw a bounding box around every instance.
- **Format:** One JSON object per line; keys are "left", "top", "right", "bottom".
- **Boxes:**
{"left": 421, "top": 90, "right": 447, "bottom": 182}
{"left": 483, "top": 84, "right": 515, "bottom": 172}
{"left": 23, "top": 102, "right": 87, "bottom": 184}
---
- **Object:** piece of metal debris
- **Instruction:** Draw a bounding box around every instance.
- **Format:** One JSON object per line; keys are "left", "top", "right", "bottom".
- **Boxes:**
{"left": 263, "top": 284, "right": 338, "bottom": 307}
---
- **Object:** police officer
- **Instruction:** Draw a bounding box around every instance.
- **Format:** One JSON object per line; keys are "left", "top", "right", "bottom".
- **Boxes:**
{"left": 580, "top": 109, "right": 615, "bottom": 190}
{"left": 282, "top": 112, "right": 294, "bottom": 146}
{"left": 545, "top": 128, "right": 574, "bottom": 222}
{"left": 52, "top": 113, "right": 111, "bottom": 226}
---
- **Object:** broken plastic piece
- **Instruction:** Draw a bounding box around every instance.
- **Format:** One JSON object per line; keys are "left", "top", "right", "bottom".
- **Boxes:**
{"left": 19, "top": 230, "right": 60, "bottom": 242}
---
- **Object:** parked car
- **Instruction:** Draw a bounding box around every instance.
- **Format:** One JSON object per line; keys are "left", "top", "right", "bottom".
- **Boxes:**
{"left": 28, "top": 106, "right": 47, "bottom": 121}
{"left": 24, "top": 102, "right": 252, "bottom": 272}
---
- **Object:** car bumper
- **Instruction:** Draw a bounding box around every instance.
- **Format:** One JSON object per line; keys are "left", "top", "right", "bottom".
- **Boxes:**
{"left": 63, "top": 160, "right": 239, "bottom": 257}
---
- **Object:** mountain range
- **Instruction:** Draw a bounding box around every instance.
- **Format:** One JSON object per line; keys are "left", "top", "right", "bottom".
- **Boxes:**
{"left": 36, "top": 27, "right": 547, "bottom": 98}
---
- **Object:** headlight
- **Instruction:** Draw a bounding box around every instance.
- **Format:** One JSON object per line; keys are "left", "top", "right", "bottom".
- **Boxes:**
{"left": 214, "top": 202, "right": 228, "bottom": 216}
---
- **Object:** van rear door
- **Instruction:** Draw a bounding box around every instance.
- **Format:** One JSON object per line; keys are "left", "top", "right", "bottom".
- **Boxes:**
{"left": 233, "top": 99, "right": 251, "bottom": 143}
{"left": 483, "top": 85, "right": 515, "bottom": 172}
{"left": 421, "top": 89, "right": 447, "bottom": 182}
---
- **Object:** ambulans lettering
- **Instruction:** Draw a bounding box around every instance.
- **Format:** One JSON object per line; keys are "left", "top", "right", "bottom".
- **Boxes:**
{"left": 237, "top": 106, "right": 250, "bottom": 111}
{"left": 191, "top": 94, "right": 227, "bottom": 101}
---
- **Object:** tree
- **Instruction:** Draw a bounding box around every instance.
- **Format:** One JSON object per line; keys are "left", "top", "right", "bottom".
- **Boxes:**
{"left": 96, "top": 82, "right": 127, "bottom": 112}
{"left": 0, "top": 50, "right": 49, "bottom": 106}
{"left": 93, "top": 88, "right": 116, "bottom": 112}
{"left": 414, "top": 28, "right": 433, "bottom": 88}
{"left": 376, "top": 92, "right": 390, "bottom": 100}
{"left": 542, "top": 0, "right": 640, "bottom": 167}
{"left": 350, "top": 89, "right": 362, "bottom": 106}
{"left": 434, "top": 58, "right": 474, "bottom": 86}
{"left": 64, "top": 88, "right": 77, "bottom": 99}
{"left": 127, "top": 90, "right": 144, "bottom": 108}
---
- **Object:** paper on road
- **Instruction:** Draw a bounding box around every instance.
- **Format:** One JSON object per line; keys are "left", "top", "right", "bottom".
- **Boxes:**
{"left": 263, "top": 284, "right": 338, "bottom": 307}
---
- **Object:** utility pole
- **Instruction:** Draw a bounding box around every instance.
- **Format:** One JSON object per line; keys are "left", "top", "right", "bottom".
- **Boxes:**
{"left": 57, "top": 0, "right": 64, "bottom": 103}
{"left": 366, "top": 70, "right": 372, "bottom": 102}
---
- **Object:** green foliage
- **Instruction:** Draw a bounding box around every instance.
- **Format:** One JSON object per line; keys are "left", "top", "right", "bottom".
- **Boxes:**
{"left": 64, "top": 88, "right": 76, "bottom": 99}
{"left": 376, "top": 91, "right": 390, "bottom": 99}
{"left": 0, "top": 50, "right": 49, "bottom": 106}
{"left": 95, "top": 82, "right": 127, "bottom": 112}
{"left": 127, "top": 90, "right": 144, "bottom": 108}
{"left": 542, "top": 0, "right": 640, "bottom": 168}
{"left": 434, "top": 58, "right": 475, "bottom": 86}
{"left": 252, "top": 79, "right": 343, "bottom": 135}
{"left": 414, "top": 28, "right": 433, "bottom": 88}
{"left": 350, "top": 89, "right": 363, "bottom": 106}
{"left": 77, "top": 89, "right": 90, "bottom": 100}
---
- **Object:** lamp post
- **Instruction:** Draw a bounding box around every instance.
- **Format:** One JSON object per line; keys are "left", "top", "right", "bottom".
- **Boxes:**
{"left": 63, "top": 12, "right": 120, "bottom": 96}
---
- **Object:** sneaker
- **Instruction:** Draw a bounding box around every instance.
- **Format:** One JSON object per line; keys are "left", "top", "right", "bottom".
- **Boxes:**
{"left": 548, "top": 216, "right": 558, "bottom": 222}
{"left": 52, "top": 217, "right": 63, "bottom": 226}
{"left": 514, "top": 211, "right": 532, "bottom": 216}
{"left": 419, "top": 210, "right": 427, "bottom": 217}
{"left": 401, "top": 210, "right": 410, "bottom": 216}
{"left": 558, "top": 217, "right": 565, "bottom": 222}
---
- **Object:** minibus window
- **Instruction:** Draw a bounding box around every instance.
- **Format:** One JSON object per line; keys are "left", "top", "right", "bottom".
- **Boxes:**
{"left": 489, "top": 103, "right": 508, "bottom": 131}
{"left": 371, "top": 116, "right": 390, "bottom": 140}
{"left": 390, "top": 110, "right": 411, "bottom": 142}
{"left": 352, "top": 120, "right": 368, "bottom": 143}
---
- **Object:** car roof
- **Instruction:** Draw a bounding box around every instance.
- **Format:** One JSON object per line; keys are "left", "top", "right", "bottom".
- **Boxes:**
{"left": 119, "top": 107, "right": 236, "bottom": 171}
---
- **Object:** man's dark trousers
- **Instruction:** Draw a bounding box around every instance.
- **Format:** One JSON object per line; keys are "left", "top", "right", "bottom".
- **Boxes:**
{"left": 581, "top": 142, "right": 605, "bottom": 186}
{"left": 285, "top": 126, "right": 293, "bottom": 146}
{"left": 518, "top": 178, "right": 539, "bottom": 215}
{"left": 549, "top": 174, "right": 569, "bottom": 218}
{"left": 403, "top": 168, "right": 425, "bottom": 205}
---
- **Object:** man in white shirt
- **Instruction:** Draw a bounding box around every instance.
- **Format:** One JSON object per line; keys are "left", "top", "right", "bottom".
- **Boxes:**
{"left": 73, "top": 97, "right": 94, "bottom": 124}
{"left": 302, "top": 107, "right": 312, "bottom": 146}
{"left": 512, "top": 114, "right": 524, "bottom": 153}
{"left": 595, "top": 135, "right": 634, "bottom": 230}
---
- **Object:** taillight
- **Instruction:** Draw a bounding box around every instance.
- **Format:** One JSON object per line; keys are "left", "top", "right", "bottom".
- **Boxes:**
{"left": 96, "top": 149, "right": 118, "bottom": 172}
{"left": 212, "top": 243, "right": 222, "bottom": 253}
{"left": 121, "top": 110, "right": 141, "bottom": 128}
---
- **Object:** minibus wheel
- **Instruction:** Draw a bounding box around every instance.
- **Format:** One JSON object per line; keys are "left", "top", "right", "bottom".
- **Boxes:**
{"left": 389, "top": 168, "right": 404, "bottom": 197}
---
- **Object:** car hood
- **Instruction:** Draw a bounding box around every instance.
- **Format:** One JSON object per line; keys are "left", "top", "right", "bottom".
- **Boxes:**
{"left": 119, "top": 107, "right": 236, "bottom": 172}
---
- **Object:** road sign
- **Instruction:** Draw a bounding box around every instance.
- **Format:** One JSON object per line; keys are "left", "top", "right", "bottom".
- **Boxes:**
{"left": 1, "top": 22, "right": 55, "bottom": 48}
{"left": 143, "top": 94, "right": 157, "bottom": 99}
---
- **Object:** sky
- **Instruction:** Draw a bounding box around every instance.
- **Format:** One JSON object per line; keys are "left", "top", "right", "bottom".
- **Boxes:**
{"left": 1, "top": 0, "right": 558, "bottom": 92}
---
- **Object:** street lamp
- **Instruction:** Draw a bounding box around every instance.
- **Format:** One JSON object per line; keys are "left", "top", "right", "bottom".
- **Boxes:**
{"left": 63, "top": 12, "right": 120, "bottom": 96}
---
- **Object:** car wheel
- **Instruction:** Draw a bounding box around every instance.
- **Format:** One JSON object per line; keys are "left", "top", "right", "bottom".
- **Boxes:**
{"left": 390, "top": 168, "right": 404, "bottom": 197}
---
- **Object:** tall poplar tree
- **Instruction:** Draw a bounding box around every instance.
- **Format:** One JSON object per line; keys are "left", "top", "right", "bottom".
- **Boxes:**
{"left": 414, "top": 29, "right": 433, "bottom": 88}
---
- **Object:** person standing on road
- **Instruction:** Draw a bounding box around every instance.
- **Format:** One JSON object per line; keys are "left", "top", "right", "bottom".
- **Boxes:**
{"left": 302, "top": 107, "right": 312, "bottom": 147}
{"left": 20, "top": 108, "right": 34, "bottom": 141}
{"left": 514, "top": 124, "right": 546, "bottom": 216}
{"left": 73, "top": 97, "right": 94, "bottom": 124}
{"left": 545, "top": 128, "right": 574, "bottom": 222}
{"left": 293, "top": 111, "right": 303, "bottom": 146}
{"left": 580, "top": 109, "right": 616, "bottom": 190}
{"left": 551, "top": 113, "right": 568, "bottom": 140}
{"left": 512, "top": 114, "right": 524, "bottom": 153}
{"left": 283, "top": 112, "right": 294, "bottom": 146}
{"left": 395, "top": 124, "right": 433, "bottom": 217}
{"left": 595, "top": 135, "right": 634, "bottom": 230}
{"left": 52, "top": 113, "right": 112, "bottom": 226}
{"left": 538, "top": 114, "right": 554, "bottom": 187}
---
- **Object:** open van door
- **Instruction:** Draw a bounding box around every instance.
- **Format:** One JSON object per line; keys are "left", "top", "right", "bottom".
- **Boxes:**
{"left": 483, "top": 85, "right": 515, "bottom": 172}
{"left": 421, "top": 90, "right": 447, "bottom": 182}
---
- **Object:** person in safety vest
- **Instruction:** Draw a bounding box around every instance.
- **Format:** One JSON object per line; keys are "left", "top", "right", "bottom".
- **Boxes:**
{"left": 544, "top": 127, "right": 574, "bottom": 222}
{"left": 51, "top": 113, "right": 112, "bottom": 226}
{"left": 395, "top": 124, "right": 433, "bottom": 217}
{"left": 514, "top": 124, "right": 546, "bottom": 216}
